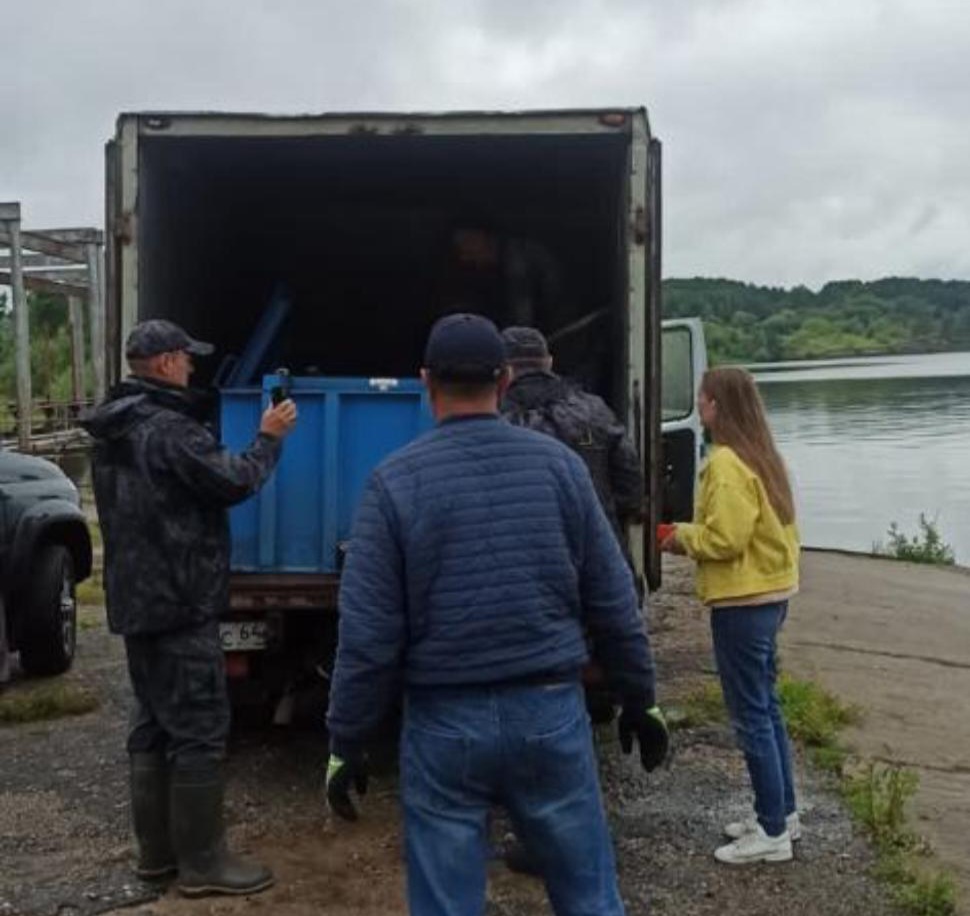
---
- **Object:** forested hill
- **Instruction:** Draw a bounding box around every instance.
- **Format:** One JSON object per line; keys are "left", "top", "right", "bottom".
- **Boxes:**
{"left": 4, "top": 278, "right": 970, "bottom": 404}
{"left": 662, "top": 277, "right": 970, "bottom": 365}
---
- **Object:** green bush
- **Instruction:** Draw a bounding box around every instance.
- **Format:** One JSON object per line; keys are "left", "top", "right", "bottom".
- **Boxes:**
{"left": 887, "top": 865, "right": 957, "bottom": 916}
{"left": 875, "top": 515, "right": 955, "bottom": 566}
{"left": 843, "top": 762, "right": 919, "bottom": 847}
{"left": 843, "top": 763, "right": 956, "bottom": 916}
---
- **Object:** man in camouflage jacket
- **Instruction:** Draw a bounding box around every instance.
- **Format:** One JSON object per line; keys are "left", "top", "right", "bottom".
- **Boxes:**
{"left": 500, "top": 326, "right": 644, "bottom": 551}
{"left": 82, "top": 319, "right": 296, "bottom": 898}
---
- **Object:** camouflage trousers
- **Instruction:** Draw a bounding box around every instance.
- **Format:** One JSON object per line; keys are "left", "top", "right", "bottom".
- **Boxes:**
{"left": 124, "top": 621, "right": 230, "bottom": 767}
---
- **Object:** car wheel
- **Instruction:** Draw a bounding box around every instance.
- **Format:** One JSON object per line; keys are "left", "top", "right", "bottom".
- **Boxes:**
{"left": 19, "top": 545, "right": 77, "bottom": 676}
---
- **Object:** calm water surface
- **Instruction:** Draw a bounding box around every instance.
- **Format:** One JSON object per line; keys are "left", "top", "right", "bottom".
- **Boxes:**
{"left": 751, "top": 352, "right": 970, "bottom": 564}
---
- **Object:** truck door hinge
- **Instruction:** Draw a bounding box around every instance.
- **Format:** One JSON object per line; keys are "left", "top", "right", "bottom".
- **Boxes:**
{"left": 632, "top": 206, "right": 647, "bottom": 245}
{"left": 632, "top": 379, "right": 642, "bottom": 459}
{"left": 116, "top": 212, "right": 134, "bottom": 246}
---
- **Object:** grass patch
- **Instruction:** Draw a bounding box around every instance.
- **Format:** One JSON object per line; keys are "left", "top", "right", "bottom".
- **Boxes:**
{"left": 843, "top": 761, "right": 917, "bottom": 845}
{"left": 884, "top": 862, "right": 957, "bottom": 916}
{"left": 77, "top": 605, "right": 105, "bottom": 631}
{"left": 670, "top": 674, "right": 857, "bottom": 750}
{"left": 671, "top": 672, "right": 955, "bottom": 912}
{"left": 669, "top": 679, "right": 726, "bottom": 729}
{"left": 76, "top": 571, "right": 104, "bottom": 606}
{"left": 778, "top": 674, "right": 860, "bottom": 752}
{"left": 808, "top": 742, "right": 850, "bottom": 774}
{"left": 874, "top": 514, "right": 955, "bottom": 566}
{"left": 0, "top": 681, "right": 99, "bottom": 725}
{"left": 843, "top": 762, "right": 956, "bottom": 915}
{"left": 778, "top": 680, "right": 954, "bottom": 912}
{"left": 77, "top": 521, "right": 104, "bottom": 606}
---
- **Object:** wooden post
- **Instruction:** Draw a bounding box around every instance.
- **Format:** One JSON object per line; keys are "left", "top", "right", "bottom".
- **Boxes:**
{"left": 0, "top": 203, "right": 31, "bottom": 450}
{"left": 67, "top": 295, "right": 87, "bottom": 404}
{"left": 86, "top": 241, "right": 106, "bottom": 402}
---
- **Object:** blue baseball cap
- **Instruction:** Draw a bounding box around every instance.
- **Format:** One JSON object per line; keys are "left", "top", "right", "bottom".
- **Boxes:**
{"left": 423, "top": 313, "right": 507, "bottom": 381}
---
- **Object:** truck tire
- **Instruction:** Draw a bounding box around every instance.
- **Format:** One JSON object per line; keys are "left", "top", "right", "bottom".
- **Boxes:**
{"left": 19, "top": 545, "right": 77, "bottom": 676}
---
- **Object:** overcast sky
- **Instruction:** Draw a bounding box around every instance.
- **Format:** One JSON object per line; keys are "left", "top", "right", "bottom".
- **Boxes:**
{"left": 2, "top": 0, "right": 968, "bottom": 288}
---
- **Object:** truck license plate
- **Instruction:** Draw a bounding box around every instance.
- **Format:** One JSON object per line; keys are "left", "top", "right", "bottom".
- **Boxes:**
{"left": 219, "top": 620, "right": 274, "bottom": 652}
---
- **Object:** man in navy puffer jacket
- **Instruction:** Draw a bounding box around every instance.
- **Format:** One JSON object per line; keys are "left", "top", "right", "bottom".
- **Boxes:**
{"left": 325, "top": 313, "right": 663, "bottom": 916}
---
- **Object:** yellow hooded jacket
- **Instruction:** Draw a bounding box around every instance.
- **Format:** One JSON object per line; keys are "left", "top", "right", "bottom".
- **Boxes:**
{"left": 676, "top": 444, "right": 799, "bottom": 605}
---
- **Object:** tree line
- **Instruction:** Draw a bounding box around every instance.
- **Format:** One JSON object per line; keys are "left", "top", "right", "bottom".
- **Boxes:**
{"left": 4, "top": 276, "right": 970, "bottom": 415}
{"left": 663, "top": 277, "right": 970, "bottom": 365}
{"left": 0, "top": 291, "right": 88, "bottom": 431}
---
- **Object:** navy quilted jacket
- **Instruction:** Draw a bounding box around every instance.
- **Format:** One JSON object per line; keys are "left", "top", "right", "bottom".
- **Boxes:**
{"left": 327, "top": 413, "right": 655, "bottom": 755}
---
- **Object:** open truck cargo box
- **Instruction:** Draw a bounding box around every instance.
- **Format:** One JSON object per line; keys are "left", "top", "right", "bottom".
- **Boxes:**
{"left": 106, "top": 109, "right": 664, "bottom": 594}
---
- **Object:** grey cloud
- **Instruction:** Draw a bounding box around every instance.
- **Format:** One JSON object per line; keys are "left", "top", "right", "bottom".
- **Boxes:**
{"left": 1, "top": 0, "right": 969, "bottom": 286}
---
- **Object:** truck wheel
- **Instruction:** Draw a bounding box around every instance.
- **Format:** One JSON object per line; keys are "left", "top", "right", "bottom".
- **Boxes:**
{"left": 19, "top": 545, "right": 77, "bottom": 676}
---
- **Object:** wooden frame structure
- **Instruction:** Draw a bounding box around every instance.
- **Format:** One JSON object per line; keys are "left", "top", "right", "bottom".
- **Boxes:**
{"left": 0, "top": 202, "right": 105, "bottom": 450}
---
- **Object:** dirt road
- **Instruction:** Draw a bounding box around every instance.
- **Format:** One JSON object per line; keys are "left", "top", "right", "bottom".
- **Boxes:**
{"left": 783, "top": 550, "right": 970, "bottom": 911}
{"left": 0, "top": 558, "right": 897, "bottom": 916}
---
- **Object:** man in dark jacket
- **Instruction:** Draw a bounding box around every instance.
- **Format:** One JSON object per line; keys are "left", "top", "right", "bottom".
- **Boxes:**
{"left": 81, "top": 319, "right": 296, "bottom": 898}
{"left": 500, "top": 325, "right": 643, "bottom": 550}
{"left": 325, "top": 313, "right": 666, "bottom": 916}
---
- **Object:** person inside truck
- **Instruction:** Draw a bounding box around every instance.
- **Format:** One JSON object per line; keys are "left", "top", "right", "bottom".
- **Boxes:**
{"left": 81, "top": 319, "right": 297, "bottom": 898}
{"left": 438, "top": 217, "right": 562, "bottom": 327}
{"left": 324, "top": 312, "right": 667, "bottom": 916}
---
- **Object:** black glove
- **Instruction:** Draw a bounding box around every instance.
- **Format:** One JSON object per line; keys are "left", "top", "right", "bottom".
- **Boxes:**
{"left": 618, "top": 703, "right": 669, "bottom": 772}
{"left": 326, "top": 753, "right": 368, "bottom": 821}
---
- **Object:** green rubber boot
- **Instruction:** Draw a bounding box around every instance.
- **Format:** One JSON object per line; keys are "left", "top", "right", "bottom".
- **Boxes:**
{"left": 170, "top": 763, "right": 274, "bottom": 898}
{"left": 130, "top": 752, "right": 177, "bottom": 881}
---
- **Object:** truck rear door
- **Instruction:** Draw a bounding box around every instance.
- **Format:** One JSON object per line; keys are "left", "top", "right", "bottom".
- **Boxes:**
{"left": 660, "top": 317, "right": 707, "bottom": 525}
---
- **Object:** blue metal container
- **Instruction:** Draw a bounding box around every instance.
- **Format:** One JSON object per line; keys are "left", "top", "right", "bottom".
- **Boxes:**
{"left": 220, "top": 375, "right": 433, "bottom": 573}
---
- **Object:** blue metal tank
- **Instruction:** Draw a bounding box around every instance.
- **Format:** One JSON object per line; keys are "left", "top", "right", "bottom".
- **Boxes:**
{"left": 220, "top": 374, "right": 432, "bottom": 573}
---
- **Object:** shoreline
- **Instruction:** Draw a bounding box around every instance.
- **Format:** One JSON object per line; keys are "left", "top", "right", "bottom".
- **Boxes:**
{"left": 800, "top": 544, "right": 969, "bottom": 574}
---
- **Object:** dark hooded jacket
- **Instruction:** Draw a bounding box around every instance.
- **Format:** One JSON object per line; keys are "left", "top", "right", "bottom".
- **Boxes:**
{"left": 81, "top": 377, "right": 281, "bottom": 636}
{"left": 500, "top": 370, "right": 643, "bottom": 539}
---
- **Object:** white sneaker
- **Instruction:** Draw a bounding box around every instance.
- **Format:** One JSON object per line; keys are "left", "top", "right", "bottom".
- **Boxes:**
{"left": 714, "top": 825, "right": 793, "bottom": 865}
{"left": 723, "top": 811, "right": 801, "bottom": 841}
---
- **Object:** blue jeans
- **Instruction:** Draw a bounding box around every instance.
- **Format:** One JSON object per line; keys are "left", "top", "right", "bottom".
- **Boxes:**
{"left": 401, "top": 682, "right": 625, "bottom": 916}
{"left": 711, "top": 602, "right": 796, "bottom": 837}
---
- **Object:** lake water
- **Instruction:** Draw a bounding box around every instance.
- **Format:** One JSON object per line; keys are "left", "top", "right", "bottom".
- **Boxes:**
{"left": 750, "top": 351, "right": 970, "bottom": 564}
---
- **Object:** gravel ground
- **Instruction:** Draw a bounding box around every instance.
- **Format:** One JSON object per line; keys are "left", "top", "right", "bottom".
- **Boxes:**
{"left": 0, "top": 559, "right": 896, "bottom": 916}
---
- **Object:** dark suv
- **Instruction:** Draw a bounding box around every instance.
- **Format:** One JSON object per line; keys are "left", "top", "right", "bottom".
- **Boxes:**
{"left": 0, "top": 448, "right": 93, "bottom": 676}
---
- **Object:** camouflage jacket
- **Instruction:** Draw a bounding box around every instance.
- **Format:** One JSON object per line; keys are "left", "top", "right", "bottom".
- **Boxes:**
{"left": 501, "top": 371, "right": 644, "bottom": 538}
{"left": 82, "top": 378, "right": 281, "bottom": 636}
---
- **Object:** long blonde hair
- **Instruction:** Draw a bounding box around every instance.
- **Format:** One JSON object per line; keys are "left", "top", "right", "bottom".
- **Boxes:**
{"left": 701, "top": 367, "right": 795, "bottom": 524}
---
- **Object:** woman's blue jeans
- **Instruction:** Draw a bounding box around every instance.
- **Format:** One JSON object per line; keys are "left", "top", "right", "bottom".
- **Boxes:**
{"left": 711, "top": 602, "right": 797, "bottom": 837}
{"left": 401, "top": 681, "right": 625, "bottom": 916}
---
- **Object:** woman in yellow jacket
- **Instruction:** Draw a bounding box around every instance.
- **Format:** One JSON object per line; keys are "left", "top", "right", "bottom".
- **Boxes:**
{"left": 662, "top": 367, "right": 800, "bottom": 866}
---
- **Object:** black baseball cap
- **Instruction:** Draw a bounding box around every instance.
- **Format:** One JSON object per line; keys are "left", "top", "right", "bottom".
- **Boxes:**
{"left": 423, "top": 313, "right": 507, "bottom": 381}
{"left": 501, "top": 326, "right": 550, "bottom": 362}
{"left": 125, "top": 319, "right": 215, "bottom": 360}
